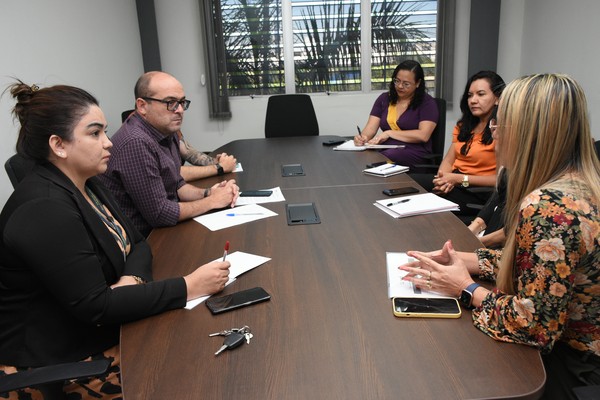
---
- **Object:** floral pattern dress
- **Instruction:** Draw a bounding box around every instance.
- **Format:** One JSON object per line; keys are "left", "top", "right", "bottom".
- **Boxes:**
{"left": 472, "top": 175, "right": 600, "bottom": 356}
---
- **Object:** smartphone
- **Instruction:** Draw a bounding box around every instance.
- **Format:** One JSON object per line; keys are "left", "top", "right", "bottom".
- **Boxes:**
{"left": 392, "top": 297, "right": 461, "bottom": 318}
{"left": 382, "top": 187, "right": 419, "bottom": 196}
{"left": 366, "top": 161, "right": 388, "bottom": 169}
{"left": 322, "top": 139, "right": 346, "bottom": 146}
{"left": 206, "top": 287, "right": 271, "bottom": 314}
{"left": 239, "top": 190, "right": 273, "bottom": 197}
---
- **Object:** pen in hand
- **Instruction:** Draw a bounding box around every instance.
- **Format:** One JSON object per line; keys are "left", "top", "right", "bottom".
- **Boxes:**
{"left": 222, "top": 241, "right": 230, "bottom": 262}
{"left": 387, "top": 199, "right": 410, "bottom": 207}
{"left": 356, "top": 125, "right": 367, "bottom": 145}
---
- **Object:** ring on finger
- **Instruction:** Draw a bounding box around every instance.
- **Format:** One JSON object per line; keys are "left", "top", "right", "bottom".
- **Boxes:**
{"left": 427, "top": 280, "right": 432, "bottom": 289}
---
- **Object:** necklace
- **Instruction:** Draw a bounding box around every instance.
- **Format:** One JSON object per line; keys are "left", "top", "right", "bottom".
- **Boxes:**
{"left": 85, "top": 186, "right": 129, "bottom": 261}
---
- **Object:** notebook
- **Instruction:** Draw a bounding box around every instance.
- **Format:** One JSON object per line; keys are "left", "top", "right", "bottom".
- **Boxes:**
{"left": 363, "top": 163, "right": 409, "bottom": 177}
{"left": 374, "top": 193, "right": 459, "bottom": 218}
{"left": 333, "top": 140, "right": 404, "bottom": 151}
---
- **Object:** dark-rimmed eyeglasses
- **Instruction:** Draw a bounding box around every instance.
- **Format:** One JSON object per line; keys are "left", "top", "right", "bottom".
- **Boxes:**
{"left": 142, "top": 97, "right": 191, "bottom": 112}
{"left": 392, "top": 78, "right": 413, "bottom": 89}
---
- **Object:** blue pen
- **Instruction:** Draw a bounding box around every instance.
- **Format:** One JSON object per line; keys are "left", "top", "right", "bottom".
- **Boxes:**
{"left": 386, "top": 199, "right": 410, "bottom": 207}
{"left": 226, "top": 213, "right": 265, "bottom": 216}
{"left": 381, "top": 164, "right": 397, "bottom": 170}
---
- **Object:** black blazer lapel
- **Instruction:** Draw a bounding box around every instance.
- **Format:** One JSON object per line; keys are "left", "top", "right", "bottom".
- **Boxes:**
{"left": 37, "top": 165, "right": 126, "bottom": 276}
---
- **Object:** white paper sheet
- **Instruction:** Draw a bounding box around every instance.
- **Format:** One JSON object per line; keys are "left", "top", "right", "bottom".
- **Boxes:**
{"left": 193, "top": 204, "right": 277, "bottom": 231}
{"left": 386, "top": 252, "right": 450, "bottom": 299}
{"left": 333, "top": 140, "right": 404, "bottom": 151}
{"left": 185, "top": 251, "right": 272, "bottom": 309}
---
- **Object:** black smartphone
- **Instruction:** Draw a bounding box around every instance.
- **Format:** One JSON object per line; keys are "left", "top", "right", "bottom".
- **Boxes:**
{"left": 322, "top": 139, "right": 346, "bottom": 146}
{"left": 206, "top": 287, "right": 271, "bottom": 314}
{"left": 382, "top": 187, "right": 419, "bottom": 196}
{"left": 239, "top": 190, "right": 273, "bottom": 197}
{"left": 366, "top": 161, "right": 387, "bottom": 169}
{"left": 392, "top": 297, "right": 461, "bottom": 318}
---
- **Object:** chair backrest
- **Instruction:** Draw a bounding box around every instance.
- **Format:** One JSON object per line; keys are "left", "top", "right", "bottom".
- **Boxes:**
{"left": 264, "top": 94, "right": 319, "bottom": 138}
{"left": 430, "top": 97, "right": 447, "bottom": 156}
{"left": 4, "top": 154, "right": 36, "bottom": 188}
{"left": 121, "top": 109, "right": 135, "bottom": 123}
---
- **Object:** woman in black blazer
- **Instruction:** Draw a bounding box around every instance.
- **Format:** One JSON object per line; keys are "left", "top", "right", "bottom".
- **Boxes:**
{"left": 0, "top": 82, "right": 231, "bottom": 398}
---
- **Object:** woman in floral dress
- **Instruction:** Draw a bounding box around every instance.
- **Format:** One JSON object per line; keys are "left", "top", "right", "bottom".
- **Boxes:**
{"left": 401, "top": 74, "right": 600, "bottom": 399}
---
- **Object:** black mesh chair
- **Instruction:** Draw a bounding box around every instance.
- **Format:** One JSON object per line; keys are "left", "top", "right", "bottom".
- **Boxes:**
{"left": 0, "top": 359, "right": 111, "bottom": 399}
{"left": 4, "top": 154, "right": 36, "bottom": 188}
{"left": 412, "top": 97, "right": 447, "bottom": 171}
{"left": 264, "top": 94, "right": 319, "bottom": 138}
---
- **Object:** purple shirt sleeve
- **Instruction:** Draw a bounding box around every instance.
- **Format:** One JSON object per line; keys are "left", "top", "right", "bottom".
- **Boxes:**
{"left": 111, "top": 138, "right": 181, "bottom": 229}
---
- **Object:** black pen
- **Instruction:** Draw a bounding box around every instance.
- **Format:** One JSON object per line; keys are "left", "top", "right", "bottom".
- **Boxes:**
{"left": 387, "top": 199, "right": 410, "bottom": 207}
{"left": 356, "top": 125, "right": 363, "bottom": 138}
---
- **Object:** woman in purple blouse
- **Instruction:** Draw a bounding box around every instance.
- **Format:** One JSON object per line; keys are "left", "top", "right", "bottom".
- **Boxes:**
{"left": 353, "top": 60, "right": 439, "bottom": 168}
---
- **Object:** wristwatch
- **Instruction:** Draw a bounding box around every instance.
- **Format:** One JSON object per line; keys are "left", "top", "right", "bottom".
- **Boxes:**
{"left": 459, "top": 282, "right": 481, "bottom": 309}
{"left": 216, "top": 163, "right": 224, "bottom": 176}
{"left": 462, "top": 174, "right": 469, "bottom": 188}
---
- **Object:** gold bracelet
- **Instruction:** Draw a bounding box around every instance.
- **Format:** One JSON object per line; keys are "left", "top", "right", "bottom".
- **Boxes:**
{"left": 131, "top": 275, "right": 145, "bottom": 285}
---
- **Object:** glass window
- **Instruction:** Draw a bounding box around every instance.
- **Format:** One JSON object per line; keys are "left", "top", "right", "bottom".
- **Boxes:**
{"left": 219, "top": 0, "right": 439, "bottom": 96}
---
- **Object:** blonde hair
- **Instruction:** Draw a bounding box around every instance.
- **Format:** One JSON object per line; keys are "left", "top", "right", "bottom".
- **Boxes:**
{"left": 496, "top": 74, "right": 600, "bottom": 293}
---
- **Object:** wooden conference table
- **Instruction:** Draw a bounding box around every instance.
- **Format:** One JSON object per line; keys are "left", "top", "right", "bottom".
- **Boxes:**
{"left": 121, "top": 136, "right": 545, "bottom": 399}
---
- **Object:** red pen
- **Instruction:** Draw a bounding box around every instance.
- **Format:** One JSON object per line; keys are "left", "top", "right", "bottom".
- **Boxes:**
{"left": 222, "top": 241, "right": 230, "bottom": 262}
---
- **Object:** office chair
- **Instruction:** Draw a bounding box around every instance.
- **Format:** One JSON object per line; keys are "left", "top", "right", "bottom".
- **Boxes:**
{"left": 0, "top": 359, "right": 111, "bottom": 399}
{"left": 121, "top": 109, "right": 135, "bottom": 123}
{"left": 264, "top": 94, "right": 319, "bottom": 138}
{"left": 412, "top": 97, "right": 446, "bottom": 172}
{"left": 4, "top": 154, "right": 36, "bottom": 188}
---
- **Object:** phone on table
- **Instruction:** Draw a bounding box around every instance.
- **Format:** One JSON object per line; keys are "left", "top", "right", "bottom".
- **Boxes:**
{"left": 240, "top": 190, "right": 273, "bottom": 197}
{"left": 366, "top": 161, "right": 387, "bottom": 169}
{"left": 392, "top": 297, "right": 461, "bottom": 318}
{"left": 322, "top": 139, "right": 346, "bottom": 146}
{"left": 382, "top": 187, "right": 419, "bottom": 197}
{"left": 206, "top": 287, "right": 271, "bottom": 314}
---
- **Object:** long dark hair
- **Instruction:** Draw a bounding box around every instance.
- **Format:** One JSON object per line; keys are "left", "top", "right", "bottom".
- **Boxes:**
{"left": 7, "top": 80, "right": 99, "bottom": 162}
{"left": 388, "top": 60, "right": 426, "bottom": 110}
{"left": 457, "top": 71, "right": 505, "bottom": 155}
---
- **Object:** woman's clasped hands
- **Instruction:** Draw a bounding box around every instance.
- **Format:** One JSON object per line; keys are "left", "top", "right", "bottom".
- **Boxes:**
{"left": 432, "top": 171, "right": 458, "bottom": 195}
{"left": 399, "top": 240, "right": 474, "bottom": 298}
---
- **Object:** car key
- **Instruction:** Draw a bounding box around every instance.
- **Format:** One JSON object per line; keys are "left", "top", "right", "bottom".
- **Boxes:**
{"left": 214, "top": 331, "right": 245, "bottom": 356}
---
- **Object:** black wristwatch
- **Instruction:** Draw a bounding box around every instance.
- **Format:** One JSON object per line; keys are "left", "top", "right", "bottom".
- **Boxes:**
{"left": 216, "top": 163, "right": 224, "bottom": 176}
{"left": 459, "top": 282, "right": 481, "bottom": 309}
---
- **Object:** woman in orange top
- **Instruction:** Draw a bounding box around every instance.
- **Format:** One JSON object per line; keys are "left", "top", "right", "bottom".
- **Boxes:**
{"left": 412, "top": 71, "right": 505, "bottom": 217}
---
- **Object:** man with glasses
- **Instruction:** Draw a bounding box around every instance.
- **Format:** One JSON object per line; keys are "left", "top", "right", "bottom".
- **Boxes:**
{"left": 99, "top": 71, "right": 239, "bottom": 237}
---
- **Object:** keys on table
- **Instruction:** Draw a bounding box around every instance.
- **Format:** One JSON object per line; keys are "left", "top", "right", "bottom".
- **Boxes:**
{"left": 209, "top": 326, "right": 253, "bottom": 356}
